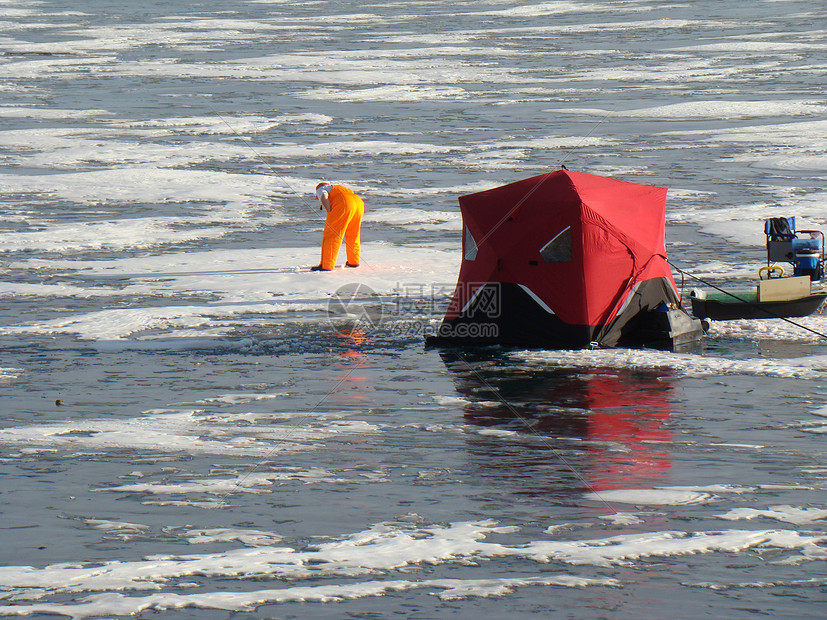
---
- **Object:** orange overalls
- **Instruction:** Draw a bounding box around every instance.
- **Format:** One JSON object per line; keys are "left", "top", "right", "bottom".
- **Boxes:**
{"left": 320, "top": 184, "right": 364, "bottom": 270}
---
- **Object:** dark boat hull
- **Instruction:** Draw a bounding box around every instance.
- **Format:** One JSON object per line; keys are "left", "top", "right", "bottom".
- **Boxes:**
{"left": 690, "top": 292, "right": 827, "bottom": 320}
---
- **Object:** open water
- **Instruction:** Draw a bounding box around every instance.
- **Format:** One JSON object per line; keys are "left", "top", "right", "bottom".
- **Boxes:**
{"left": 1, "top": 0, "right": 826, "bottom": 618}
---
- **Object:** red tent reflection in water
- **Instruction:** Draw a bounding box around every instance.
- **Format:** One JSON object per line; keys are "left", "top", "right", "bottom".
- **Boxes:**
{"left": 573, "top": 369, "right": 672, "bottom": 491}
{"left": 443, "top": 352, "right": 674, "bottom": 493}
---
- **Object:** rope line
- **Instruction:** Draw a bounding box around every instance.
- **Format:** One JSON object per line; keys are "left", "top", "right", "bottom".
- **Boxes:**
{"left": 668, "top": 260, "right": 827, "bottom": 341}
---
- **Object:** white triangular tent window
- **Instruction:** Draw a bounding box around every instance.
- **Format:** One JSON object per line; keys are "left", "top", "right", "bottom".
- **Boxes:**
{"left": 540, "top": 226, "right": 572, "bottom": 263}
{"left": 464, "top": 226, "right": 478, "bottom": 261}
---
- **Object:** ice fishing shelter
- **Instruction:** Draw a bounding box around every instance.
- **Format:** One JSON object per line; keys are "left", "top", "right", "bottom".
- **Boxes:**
{"left": 428, "top": 169, "right": 703, "bottom": 349}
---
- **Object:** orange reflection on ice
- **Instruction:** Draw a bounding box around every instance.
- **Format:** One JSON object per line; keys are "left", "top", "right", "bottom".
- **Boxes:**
{"left": 330, "top": 328, "right": 369, "bottom": 404}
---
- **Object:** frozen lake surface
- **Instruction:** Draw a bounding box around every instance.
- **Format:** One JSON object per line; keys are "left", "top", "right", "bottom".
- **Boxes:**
{"left": 1, "top": 0, "right": 826, "bottom": 617}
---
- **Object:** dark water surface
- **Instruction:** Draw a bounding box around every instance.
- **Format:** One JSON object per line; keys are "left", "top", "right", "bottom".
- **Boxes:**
{"left": 1, "top": 0, "right": 826, "bottom": 617}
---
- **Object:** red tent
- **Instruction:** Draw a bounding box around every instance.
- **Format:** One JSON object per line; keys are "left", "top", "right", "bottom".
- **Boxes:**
{"left": 430, "top": 169, "right": 701, "bottom": 349}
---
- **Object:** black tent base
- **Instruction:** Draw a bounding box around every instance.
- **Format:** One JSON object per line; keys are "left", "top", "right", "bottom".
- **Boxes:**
{"left": 426, "top": 281, "right": 704, "bottom": 351}
{"left": 424, "top": 313, "right": 703, "bottom": 351}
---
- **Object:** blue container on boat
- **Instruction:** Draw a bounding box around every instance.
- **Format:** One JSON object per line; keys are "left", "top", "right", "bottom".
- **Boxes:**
{"left": 794, "top": 250, "right": 821, "bottom": 279}
{"left": 791, "top": 237, "right": 822, "bottom": 252}
{"left": 765, "top": 217, "right": 824, "bottom": 280}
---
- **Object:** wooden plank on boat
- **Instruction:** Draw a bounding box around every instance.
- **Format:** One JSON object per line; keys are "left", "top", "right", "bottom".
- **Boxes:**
{"left": 757, "top": 275, "right": 810, "bottom": 302}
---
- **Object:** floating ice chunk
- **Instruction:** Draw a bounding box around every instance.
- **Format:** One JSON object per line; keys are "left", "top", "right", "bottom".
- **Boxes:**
{"left": 0, "top": 106, "right": 111, "bottom": 119}
{"left": 477, "top": 428, "right": 519, "bottom": 438}
{"left": 0, "top": 217, "right": 226, "bottom": 254}
{"left": 433, "top": 575, "right": 618, "bottom": 600}
{"left": 0, "top": 367, "right": 22, "bottom": 380}
{"left": 599, "top": 512, "right": 645, "bottom": 526}
{"left": 584, "top": 488, "right": 713, "bottom": 506}
{"left": 1, "top": 241, "right": 459, "bottom": 341}
{"left": 368, "top": 208, "right": 460, "bottom": 230}
{"left": 83, "top": 519, "right": 150, "bottom": 533}
{"left": 798, "top": 418, "right": 827, "bottom": 434}
{"left": 102, "top": 468, "right": 360, "bottom": 495}
{"left": 306, "top": 85, "right": 470, "bottom": 102}
{"left": 687, "top": 576, "right": 827, "bottom": 591}
{"left": 812, "top": 404, "right": 827, "bottom": 418}
{"left": 0, "top": 411, "right": 378, "bottom": 458}
{"left": 523, "top": 529, "right": 826, "bottom": 567}
{"left": 514, "top": 348, "right": 827, "bottom": 378}
{"left": 717, "top": 505, "right": 827, "bottom": 525}
{"left": 433, "top": 396, "right": 471, "bottom": 407}
{"left": 0, "top": 575, "right": 619, "bottom": 617}
{"left": 475, "top": 2, "right": 610, "bottom": 17}
{"left": 193, "top": 393, "right": 288, "bottom": 405}
{"left": 551, "top": 100, "right": 826, "bottom": 120}
{"left": 182, "top": 528, "right": 283, "bottom": 546}
{"left": 0, "top": 518, "right": 824, "bottom": 615}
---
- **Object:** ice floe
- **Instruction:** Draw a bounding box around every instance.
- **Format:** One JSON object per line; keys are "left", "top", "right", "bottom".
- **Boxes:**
{"left": 717, "top": 505, "right": 827, "bottom": 525}
{"left": 0, "top": 518, "right": 823, "bottom": 617}
{"left": 514, "top": 347, "right": 827, "bottom": 378}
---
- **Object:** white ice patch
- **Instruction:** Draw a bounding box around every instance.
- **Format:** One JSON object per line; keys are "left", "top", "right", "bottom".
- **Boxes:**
{"left": 0, "top": 576, "right": 618, "bottom": 618}
{"left": 492, "top": 136, "right": 611, "bottom": 150}
{"left": 473, "top": 2, "right": 612, "bottom": 17}
{"left": 585, "top": 488, "right": 713, "bottom": 506}
{"left": 476, "top": 428, "right": 520, "bottom": 439}
{"left": 0, "top": 106, "right": 112, "bottom": 120}
{"left": 670, "top": 41, "right": 827, "bottom": 54}
{"left": 181, "top": 528, "right": 284, "bottom": 546}
{"left": 661, "top": 120, "right": 827, "bottom": 179}
{"left": 717, "top": 505, "right": 827, "bottom": 525}
{"left": 513, "top": 348, "right": 827, "bottom": 378}
{"left": 0, "top": 166, "right": 275, "bottom": 212}
{"left": 686, "top": 577, "right": 827, "bottom": 592}
{"left": 710, "top": 443, "right": 765, "bottom": 450}
{"left": 799, "top": 420, "right": 827, "bottom": 435}
{"left": 102, "top": 467, "right": 373, "bottom": 496}
{"left": 433, "top": 396, "right": 472, "bottom": 408}
{"left": 0, "top": 305, "right": 264, "bottom": 342}
{"left": 598, "top": 512, "right": 645, "bottom": 526}
{"left": 0, "top": 409, "right": 379, "bottom": 458}
{"left": 552, "top": 100, "right": 827, "bottom": 120}
{"left": 83, "top": 519, "right": 151, "bottom": 533}
{"left": 0, "top": 367, "right": 22, "bottom": 380}
{"left": 190, "top": 393, "right": 288, "bottom": 406}
{"left": 706, "top": 317, "right": 827, "bottom": 344}
{"left": 259, "top": 139, "right": 455, "bottom": 158}
{"left": 0, "top": 518, "right": 824, "bottom": 617}
{"left": 125, "top": 112, "right": 333, "bottom": 135}
{"left": 0, "top": 217, "right": 226, "bottom": 253}
{"left": 1, "top": 242, "right": 459, "bottom": 341}
{"left": 812, "top": 404, "right": 827, "bottom": 418}
{"left": 368, "top": 208, "right": 461, "bottom": 231}
{"left": 303, "top": 85, "right": 470, "bottom": 103}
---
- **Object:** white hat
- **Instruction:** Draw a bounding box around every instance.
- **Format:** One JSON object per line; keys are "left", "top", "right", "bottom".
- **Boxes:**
{"left": 315, "top": 182, "right": 332, "bottom": 200}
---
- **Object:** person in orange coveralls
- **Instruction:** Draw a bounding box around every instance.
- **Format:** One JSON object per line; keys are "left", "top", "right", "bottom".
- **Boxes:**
{"left": 311, "top": 182, "right": 364, "bottom": 271}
